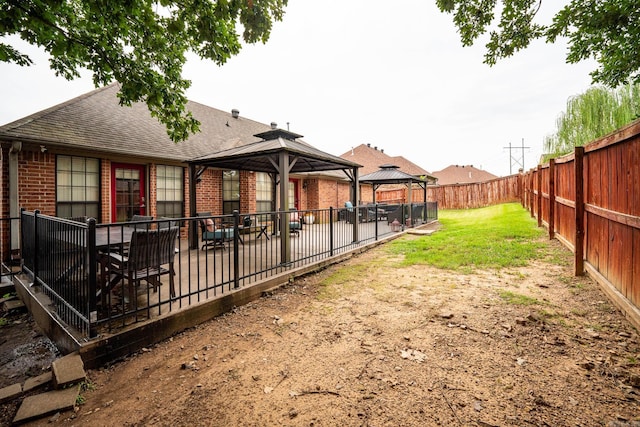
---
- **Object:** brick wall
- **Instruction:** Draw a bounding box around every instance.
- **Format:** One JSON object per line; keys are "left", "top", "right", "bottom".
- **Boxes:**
{"left": 239, "top": 171, "right": 256, "bottom": 213}
{"left": 1, "top": 146, "right": 9, "bottom": 260}
{"left": 101, "top": 159, "right": 111, "bottom": 223}
{"left": 18, "top": 150, "right": 56, "bottom": 214}
{"left": 195, "top": 168, "right": 223, "bottom": 215}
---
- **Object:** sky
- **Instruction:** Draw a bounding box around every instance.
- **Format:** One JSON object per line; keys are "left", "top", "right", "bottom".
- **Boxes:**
{"left": 0, "top": 0, "right": 598, "bottom": 177}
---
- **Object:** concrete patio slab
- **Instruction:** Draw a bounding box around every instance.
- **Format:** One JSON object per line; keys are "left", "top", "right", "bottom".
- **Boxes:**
{"left": 52, "top": 353, "right": 85, "bottom": 389}
{"left": 12, "top": 385, "right": 78, "bottom": 424}
{"left": 23, "top": 371, "right": 52, "bottom": 392}
{"left": 0, "top": 383, "right": 22, "bottom": 404}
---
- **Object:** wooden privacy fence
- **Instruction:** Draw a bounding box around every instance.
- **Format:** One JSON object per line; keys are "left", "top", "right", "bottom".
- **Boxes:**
{"left": 375, "top": 175, "right": 521, "bottom": 210}
{"left": 523, "top": 118, "right": 640, "bottom": 331}
{"left": 430, "top": 175, "right": 521, "bottom": 209}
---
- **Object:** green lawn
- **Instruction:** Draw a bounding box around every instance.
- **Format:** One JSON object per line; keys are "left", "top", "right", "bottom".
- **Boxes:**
{"left": 387, "top": 203, "right": 546, "bottom": 273}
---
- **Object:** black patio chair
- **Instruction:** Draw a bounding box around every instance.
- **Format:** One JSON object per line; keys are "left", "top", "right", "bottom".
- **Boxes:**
{"left": 386, "top": 205, "right": 404, "bottom": 225}
{"left": 101, "top": 227, "right": 179, "bottom": 302}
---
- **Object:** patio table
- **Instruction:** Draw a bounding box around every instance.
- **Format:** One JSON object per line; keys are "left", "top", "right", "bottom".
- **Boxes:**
{"left": 52, "top": 226, "right": 135, "bottom": 309}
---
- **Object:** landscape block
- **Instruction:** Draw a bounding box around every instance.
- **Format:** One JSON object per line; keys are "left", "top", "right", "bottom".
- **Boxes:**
{"left": 52, "top": 353, "right": 86, "bottom": 389}
{"left": 23, "top": 371, "right": 52, "bottom": 392}
{"left": 0, "top": 383, "right": 22, "bottom": 404}
{"left": 13, "top": 386, "right": 78, "bottom": 424}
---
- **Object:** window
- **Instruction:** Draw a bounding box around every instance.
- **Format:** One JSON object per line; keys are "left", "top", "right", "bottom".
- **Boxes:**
{"left": 256, "top": 172, "right": 273, "bottom": 213}
{"left": 222, "top": 170, "right": 240, "bottom": 214}
{"left": 156, "top": 165, "right": 184, "bottom": 218}
{"left": 56, "top": 155, "right": 100, "bottom": 219}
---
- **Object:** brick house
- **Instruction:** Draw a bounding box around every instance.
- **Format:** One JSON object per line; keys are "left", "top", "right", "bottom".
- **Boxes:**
{"left": 0, "top": 84, "right": 356, "bottom": 257}
{"left": 431, "top": 164, "right": 498, "bottom": 185}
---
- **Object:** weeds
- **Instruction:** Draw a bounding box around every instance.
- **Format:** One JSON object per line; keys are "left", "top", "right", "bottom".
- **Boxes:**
{"left": 498, "top": 290, "right": 540, "bottom": 306}
{"left": 76, "top": 380, "right": 96, "bottom": 405}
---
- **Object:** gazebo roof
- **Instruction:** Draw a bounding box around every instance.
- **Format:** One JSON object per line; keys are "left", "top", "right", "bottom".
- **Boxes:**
{"left": 188, "top": 129, "right": 361, "bottom": 173}
{"left": 359, "top": 164, "right": 429, "bottom": 185}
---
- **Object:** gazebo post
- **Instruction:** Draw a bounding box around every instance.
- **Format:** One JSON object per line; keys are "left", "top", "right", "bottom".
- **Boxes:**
{"left": 279, "top": 150, "right": 291, "bottom": 265}
{"left": 407, "top": 179, "right": 413, "bottom": 225}
{"left": 352, "top": 166, "right": 359, "bottom": 243}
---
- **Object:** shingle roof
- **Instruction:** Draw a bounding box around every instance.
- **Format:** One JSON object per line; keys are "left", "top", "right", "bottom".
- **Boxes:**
{"left": 190, "top": 131, "right": 361, "bottom": 173}
{"left": 339, "top": 144, "right": 435, "bottom": 179}
{"left": 360, "top": 165, "right": 427, "bottom": 184}
{"left": 0, "top": 84, "right": 272, "bottom": 161}
{"left": 431, "top": 165, "right": 498, "bottom": 185}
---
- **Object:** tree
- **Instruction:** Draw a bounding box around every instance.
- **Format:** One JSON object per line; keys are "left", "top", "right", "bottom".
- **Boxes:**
{"left": 543, "top": 84, "right": 640, "bottom": 157}
{"left": 0, "top": 0, "right": 287, "bottom": 141}
{"left": 436, "top": 0, "right": 640, "bottom": 89}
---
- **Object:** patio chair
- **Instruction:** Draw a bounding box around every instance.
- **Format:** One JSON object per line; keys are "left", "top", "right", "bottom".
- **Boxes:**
{"left": 101, "top": 227, "right": 179, "bottom": 302}
{"left": 344, "top": 201, "right": 358, "bottom": 223}
{"left": 289, "top": 210, "right": 302, "bottom": 236}
{"left": 128, "top": 215, "right": 153, "bottom": 230}
{"left": 159, "top": 217, "right": 180, "bottom": 253}
{"left": 196, "top": 212, "right": 235, "bottom": 250}
{"left": 386, "top": 204, "right": 404, "bottom": 225}
{"left": 410, "top": 204, "right": 425, "bottom": 225}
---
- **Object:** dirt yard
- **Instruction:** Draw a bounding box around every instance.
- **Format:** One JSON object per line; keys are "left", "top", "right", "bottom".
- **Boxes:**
{"left": 8, "top": 232, "right": 640, "bottom": 426}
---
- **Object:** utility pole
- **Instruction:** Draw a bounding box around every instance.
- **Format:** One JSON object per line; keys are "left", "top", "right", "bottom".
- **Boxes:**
{"left": 504, "top": 138, "right": 530, "bottom": 174}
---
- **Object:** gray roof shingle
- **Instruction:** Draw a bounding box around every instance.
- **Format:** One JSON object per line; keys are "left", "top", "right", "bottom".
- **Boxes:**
{"left": 0, "top": 84, "right": 273, "bottom": 161}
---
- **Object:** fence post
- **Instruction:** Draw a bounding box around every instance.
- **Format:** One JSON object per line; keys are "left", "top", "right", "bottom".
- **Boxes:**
{"left": 233, "top": 210, "right": 240, "bottom": 289}
{"left": 548, "top": 159, "right": 555, "bottom": 240}
{"left": 87, "top": 218, "right": 98, "bottom": 338}
{"left": 374, "top": 203, "right": 379, "bottom": 240}
{"left": 574, "top": 147, "right": 585, "bottom": 276}
{"left": 537, "top": 165, "right": 542, "bottom": 227}
{"left": 529, "top": 172, "right": 534, "bottom": 217}
{"left": 33, "top": 209, "right": 40, "bottom": 285}
{"left": 329, "top": 207, "right": 334, "bottom": 256}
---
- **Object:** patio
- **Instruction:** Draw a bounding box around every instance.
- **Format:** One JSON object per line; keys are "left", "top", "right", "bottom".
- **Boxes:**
{"left": 10, "top": 203, "right": 437, "bottom": 367}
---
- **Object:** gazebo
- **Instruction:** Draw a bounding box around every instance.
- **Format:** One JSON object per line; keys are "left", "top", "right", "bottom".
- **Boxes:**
{"left": 187, "top": 129, "right": 362, "bottom": 263}
{"left": 359, "top": 164, "right": 437, "bottom": 222}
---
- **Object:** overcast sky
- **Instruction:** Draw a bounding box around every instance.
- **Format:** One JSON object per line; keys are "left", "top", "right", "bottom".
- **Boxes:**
{"left": 0, "top": 0, "right": 598, "bottom": 177}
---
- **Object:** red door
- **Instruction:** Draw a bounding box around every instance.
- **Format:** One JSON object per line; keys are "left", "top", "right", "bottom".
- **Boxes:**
{"left": 288, "top": 179, "right": 299, "bottom": 210}
{"left": 111, "top": 163, "right": 146, "bottom": 222}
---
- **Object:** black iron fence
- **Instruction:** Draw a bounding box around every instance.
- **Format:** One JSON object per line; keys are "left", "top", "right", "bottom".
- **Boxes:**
{"left": 16, "top": 202, "right": 437, "bottom": 339}
{"left": 0, "top": 215, "right": 21, "bottom": 281}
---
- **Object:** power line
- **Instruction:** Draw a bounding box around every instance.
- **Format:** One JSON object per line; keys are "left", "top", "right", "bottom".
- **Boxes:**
{"left": 503, "top": 138, "right": 530, "bottom": 175}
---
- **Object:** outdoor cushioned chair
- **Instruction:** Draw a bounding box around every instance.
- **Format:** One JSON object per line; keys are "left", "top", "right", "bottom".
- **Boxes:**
{"left": 386, "top": 204, "right": 404, "bottom": 225}
{"left": 196, "top": 212, "right": 235, "bottom": 250}
{"left": 102, "top": 227, "right": 179, "bottom": 302}
{"left": 289, "top": 210, "right": 302, "bottom": 236}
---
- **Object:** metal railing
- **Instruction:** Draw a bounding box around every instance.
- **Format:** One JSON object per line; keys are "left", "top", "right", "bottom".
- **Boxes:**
{"left": 17, "top": 202, "right": 437, "bottom": 339}
{"left": 0, "top": 215, "right": 21, "bottom": 281}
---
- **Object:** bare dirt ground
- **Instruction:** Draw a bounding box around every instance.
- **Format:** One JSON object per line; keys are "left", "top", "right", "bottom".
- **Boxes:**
{"left": 5, "top": 230, "right": 640, "bottom": 426}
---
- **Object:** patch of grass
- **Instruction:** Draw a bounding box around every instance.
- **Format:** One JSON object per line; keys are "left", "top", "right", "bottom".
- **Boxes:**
{"left": 587, "top": 323, "right": 604, "bottom": 332}
{"left": 317, "top": 260, "right": 380, "bottom": 300}
{"left": 498, "top": 290, "right": 540, "bottom": 306}
{"left": 387, "top": 203, "right": 545, "bottom": 272}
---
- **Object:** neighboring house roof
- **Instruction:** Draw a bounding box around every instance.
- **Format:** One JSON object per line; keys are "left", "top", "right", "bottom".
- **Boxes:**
{"left": 339, "top": 143, "right": 435, "bottom": 179}
{"left": 431, "top": 165, "right": 498, "bottom": 185}
{"left": 0, "top": 84, "right": 273, "bottom": 162}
